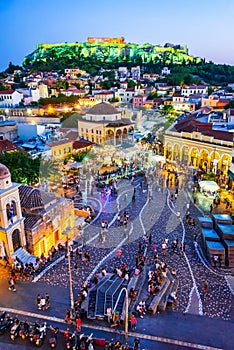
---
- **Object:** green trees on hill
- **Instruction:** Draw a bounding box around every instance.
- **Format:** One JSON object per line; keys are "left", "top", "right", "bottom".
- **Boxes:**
{"left": 38, "top": 94, "right": 81, "bottom": 106}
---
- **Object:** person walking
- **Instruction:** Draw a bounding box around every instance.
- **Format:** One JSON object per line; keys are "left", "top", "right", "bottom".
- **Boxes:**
{"left": 106, "top": 307, "right": 112, "bottom": 324}
{"left": 210, "top": 204, "right": 213, "bottom": 214}
{"left": 40, "top": 296, "right": 46, "bottom": 311}
{"left": 204, "top": 280, "right": 209, "bottom": 298}
{"left": 11, "top": 269, "right": 17, "bottom": 284}
{"left": 65, "top": 309, "right": 72, "bottom": 324}
{"left": 76, "top": 315, "right": 81, "bottom": 333}
{"left": 8, "top": 278, "right": 16, "bottom": 292}
{"left": 131, "top": 315, "right": 137, "bottom": 330}
{"left": 84, "top": 251, "right": 90, "bottom": 266}
{"left": 148, "top": 233, "right": 152, "bottom": 246}
{"left": 117, "top": 248, "right": 122, "bottom": 259}
{"left": 36, "top": 294, "right": 41, "bottom": 309}
{"left": 45, "top": 293, "right": 50, "bottom": 309}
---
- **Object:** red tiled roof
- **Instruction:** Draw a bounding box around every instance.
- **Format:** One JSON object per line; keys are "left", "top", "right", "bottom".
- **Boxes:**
{"left": 0, "top": 90, "right": 15, "bottom": 95}
{"left": 57, "top": 128, "right": 71, "bottom": 133}
{"left": 23, "top": 213, "right": 42, "bottom": 230}
{"left": 94, "top": 91, "right": 114, "bottom": 95}
{"left": 47, "top": 139, "right": 72, "bottom": 147}
{"left": 174, "top": 116, "right": 233, "bottom": 142}
{"left": 0, "top": 140, "right": 21, "bottom": 152}
{"left": 66, "top": 131, "right": 78, "bottom": 141}
{"left": 73, "top": 140, "right": 93, "bottom": 149}
{"left": 19, "top": 185, "right": 56, "bottom": 210}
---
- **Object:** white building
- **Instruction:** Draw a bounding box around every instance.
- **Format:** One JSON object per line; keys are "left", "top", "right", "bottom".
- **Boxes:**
{"left": 93, "top": 91, "right": 114, "bottom": 102}
{"left": 118, "top": 67, "right": 128, "bottom": 79}
{"left": 115, "top": 88, "right": 136, "bottom": 103}
{"left": 131, "top": 66, "right": 141, "bottom": 80}
{"left": 161, "top": 67, "right": 171, "bottom": 75}
{"left": 0, "top": 90, "right": 23, "bottom": 107}
{"left": 181, "top": 85, "right": 208, "bottom": 97}
{"left": 17, "top": 88, "right": 40, "bottom": 105}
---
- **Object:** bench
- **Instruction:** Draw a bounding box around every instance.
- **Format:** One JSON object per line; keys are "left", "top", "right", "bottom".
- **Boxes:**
{"left": 158, "top": 278, "right": 179, "bottom": 311}
{"left": 148, "top": 277, "right": 170, "bottom": 314}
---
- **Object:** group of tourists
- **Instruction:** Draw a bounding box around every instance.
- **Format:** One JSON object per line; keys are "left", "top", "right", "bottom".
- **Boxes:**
{"left": 117, "top": 211, "right": 129, "bottom": 227}
{"left": 36, "top": 293, "right": 50, "bottom": 310}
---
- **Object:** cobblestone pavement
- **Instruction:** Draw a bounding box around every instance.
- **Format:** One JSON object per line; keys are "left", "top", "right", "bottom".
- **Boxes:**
{"left": 2, "top": 174, "right": 233, "bottom": 322}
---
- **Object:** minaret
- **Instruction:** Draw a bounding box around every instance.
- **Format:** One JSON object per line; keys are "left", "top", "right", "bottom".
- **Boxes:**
{"left": 0, "top": 163, "right": 25, "bottom": 261}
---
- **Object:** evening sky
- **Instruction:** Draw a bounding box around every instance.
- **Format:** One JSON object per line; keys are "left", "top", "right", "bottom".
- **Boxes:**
{"left": 1, "top": 0, "right": 234, "bottom": 71}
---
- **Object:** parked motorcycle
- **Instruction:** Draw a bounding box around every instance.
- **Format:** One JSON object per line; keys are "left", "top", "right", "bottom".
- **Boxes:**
{"left": 0, "top": 315, "right": 13, "bottom": 336}
{"left": 85, "top": 333, "right": 94, "bottom": 350}
{"left": 10, "top": 320, "right": 21, "bottom": 340}
{"left": 29, "top": 321, "right": 47, "bottom": 346}
{"left": 48, "top": 325, "right": 59, "bottom": 348}
{"left": 133, "top": 338, "right": 140, "bottom": 350}
{"left": 65, "top": 331, "right": 74, "bottom": 349}
{"left": 0, "top": 312, "right": 6, "bottom": 323}
{"left": 19, "top": 320, "right": 30, "bottom": 340}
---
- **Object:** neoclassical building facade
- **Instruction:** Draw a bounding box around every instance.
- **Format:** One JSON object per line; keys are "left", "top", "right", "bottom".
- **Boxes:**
{"left": 78, "top": 102, "right": 134, "bottom": 145}
{"left": 0, "top": 163, "right": 75, "bottom": 263}
{"left": 164, "top": 117, "right": 233, "bottom": 174}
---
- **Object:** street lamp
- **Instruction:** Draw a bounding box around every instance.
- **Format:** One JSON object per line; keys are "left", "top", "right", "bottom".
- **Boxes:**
{"left": 63, "top": 226, "right": 74, "bottom": 311}
{"left": 112, "top": 287, "right": 129, "bottom": 341}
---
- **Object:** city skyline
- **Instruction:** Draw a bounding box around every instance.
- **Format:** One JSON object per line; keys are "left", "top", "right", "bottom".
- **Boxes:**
{"left": 1, "top": 0, "right": 234, "bottom": 71}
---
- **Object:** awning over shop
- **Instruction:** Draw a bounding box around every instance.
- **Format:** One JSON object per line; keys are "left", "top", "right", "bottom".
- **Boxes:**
{"left": 199, "top": 180, "right": 220, "bottom": 192}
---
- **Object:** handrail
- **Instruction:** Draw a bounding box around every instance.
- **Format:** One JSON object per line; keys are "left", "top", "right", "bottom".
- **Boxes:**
{"left": 112, "top": 287, "right": 129, "bottom": 339}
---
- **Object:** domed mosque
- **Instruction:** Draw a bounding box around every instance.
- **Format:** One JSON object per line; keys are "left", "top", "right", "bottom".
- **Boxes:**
{"left": 78, "top": 102, "right": 134, "bottom": 145}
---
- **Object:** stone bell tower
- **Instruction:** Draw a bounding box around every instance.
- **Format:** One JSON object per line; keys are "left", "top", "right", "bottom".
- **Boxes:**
{"left": 0, "top": 163, "right": 25, "bottom": 260}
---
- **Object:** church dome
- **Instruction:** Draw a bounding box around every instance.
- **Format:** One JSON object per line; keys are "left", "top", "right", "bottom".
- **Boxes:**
{"left": 87, "top": 102, "right": 120, "bottom": 115}
{"left": 0, "top": 163, "right": 10, "bottom": 179}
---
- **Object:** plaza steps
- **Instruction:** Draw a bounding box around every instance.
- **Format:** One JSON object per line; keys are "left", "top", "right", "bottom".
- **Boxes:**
{"left": 87, "top": 274, "right": 111, "bottom": 319}
{"left": 87, "top": 273, "right": 128, "bottom": 320}
{"left": 14, "top": 247, "right": 38, "bottom": 268}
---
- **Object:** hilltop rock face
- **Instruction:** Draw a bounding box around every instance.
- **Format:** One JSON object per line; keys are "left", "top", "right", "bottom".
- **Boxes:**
{"left": 23, "top": 40, "right": 202, "bottom": 69}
